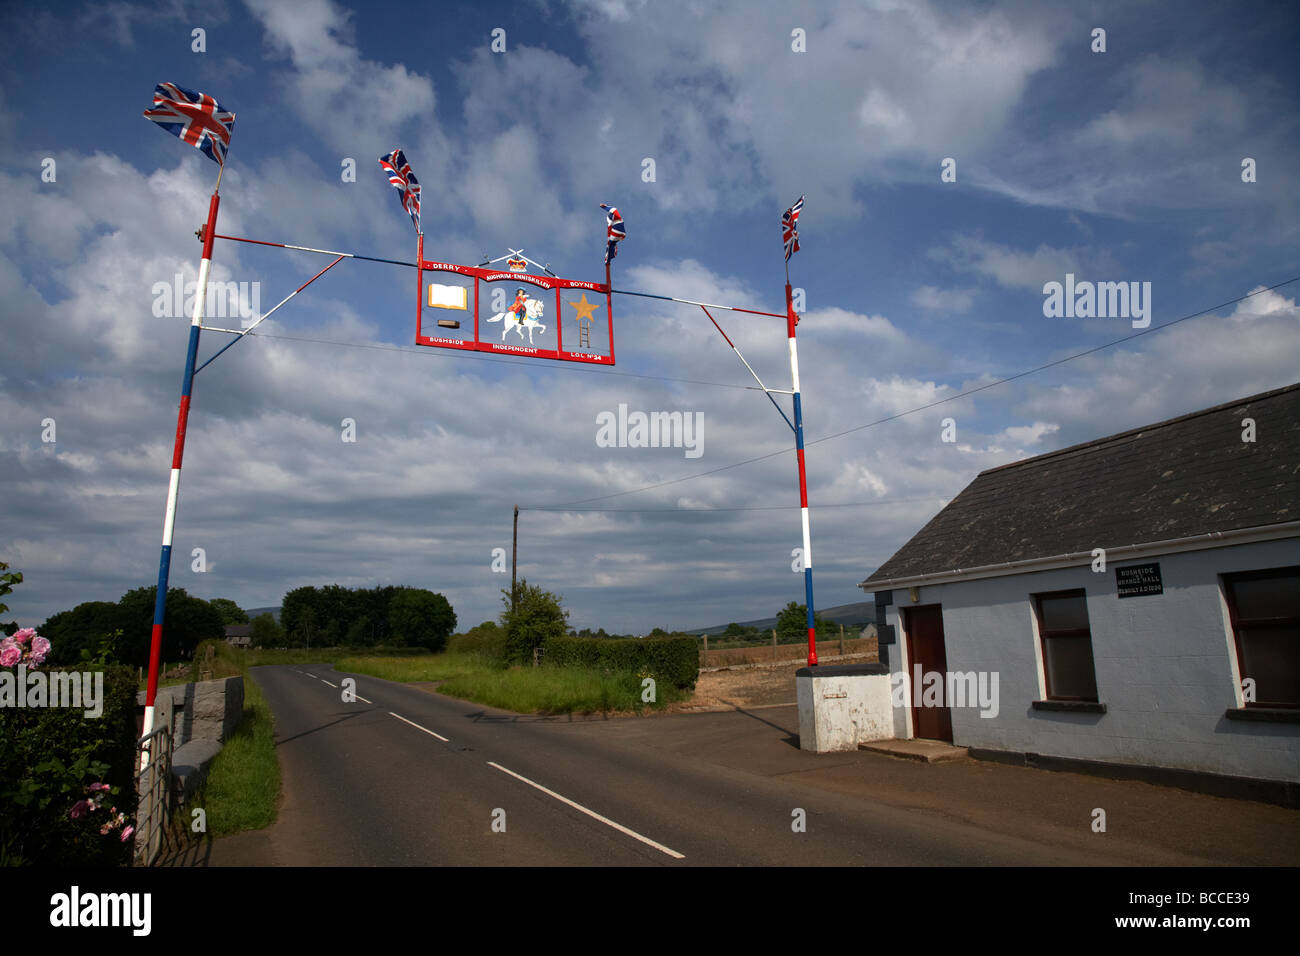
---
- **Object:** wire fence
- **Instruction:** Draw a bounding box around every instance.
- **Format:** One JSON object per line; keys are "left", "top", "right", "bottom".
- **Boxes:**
{"left": 700, "top": 627, "right": 877, "bottom": 669}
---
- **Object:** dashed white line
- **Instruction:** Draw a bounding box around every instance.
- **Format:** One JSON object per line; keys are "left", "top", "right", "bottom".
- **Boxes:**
{"left": 319, "top": 679, "right": 338, "bottom": 688}
{"left": 486, "top": 761, "right": 685, "bottom": 860}
{"left": 389, "top": 711, "right": 449, "bottom": 742}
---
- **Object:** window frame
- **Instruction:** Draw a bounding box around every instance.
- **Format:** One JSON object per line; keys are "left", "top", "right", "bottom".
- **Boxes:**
{"left": 1223, "top": 565, "right": 1300, "bottom": 709}
{"left": 1033, "top": 588, "right": 1100, "bottom": 703}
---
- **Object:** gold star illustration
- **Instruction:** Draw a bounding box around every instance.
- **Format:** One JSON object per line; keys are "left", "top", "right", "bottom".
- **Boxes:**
{"left": 568, "top": 293, "right": 599, "bottom": 323}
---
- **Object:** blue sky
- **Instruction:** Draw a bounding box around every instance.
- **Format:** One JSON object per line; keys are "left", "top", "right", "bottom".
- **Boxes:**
{"left": 1, "top": 0, "right": 1297, "bottom": 634}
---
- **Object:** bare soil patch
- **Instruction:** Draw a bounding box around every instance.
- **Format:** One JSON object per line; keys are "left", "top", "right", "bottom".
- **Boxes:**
{"left": 671, "top": 645, "right": 880, "bottom": 713}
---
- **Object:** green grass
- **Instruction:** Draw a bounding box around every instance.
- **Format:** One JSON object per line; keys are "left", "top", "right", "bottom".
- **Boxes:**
{"left": 191, "top": 674, "right": 280, "bottom": 836}
{"left": 336, "top": 651, "right": 503, "bottom": 683}
{"left": 434, "top": 663, "right": 690, "bottom": 715}
{"left": 337, "top": 651, "right": 690, "bottom": 715}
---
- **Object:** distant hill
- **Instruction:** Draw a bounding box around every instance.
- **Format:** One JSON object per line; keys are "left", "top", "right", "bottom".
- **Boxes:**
{"left": 244, "top": 606, "right": 281, "bottom": 623}
{"left": 690, "top": 600, "right": 876, "bottom": 637}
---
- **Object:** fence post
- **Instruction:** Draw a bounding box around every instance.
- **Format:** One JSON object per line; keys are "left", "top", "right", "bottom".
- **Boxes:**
{"left": 702, "top": 634, "right": 708, "bottom": 668}
{"left": 840, "top": 623, "right": 845, "bottom": 657}
{"left": 772, "top": 628, "right": 778, "bottom": 661}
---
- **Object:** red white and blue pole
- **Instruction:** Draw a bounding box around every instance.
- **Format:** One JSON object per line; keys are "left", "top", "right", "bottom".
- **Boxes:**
{"left": 141, "top": 184, "right": 221, "bottom": 763}
{"left": 786, "top": 280, "right": 818, "bottom": 667}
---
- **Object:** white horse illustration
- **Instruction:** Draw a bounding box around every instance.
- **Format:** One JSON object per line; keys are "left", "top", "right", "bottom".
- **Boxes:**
{"left": 486, "top": 299, "right": 547, "bottom": 344}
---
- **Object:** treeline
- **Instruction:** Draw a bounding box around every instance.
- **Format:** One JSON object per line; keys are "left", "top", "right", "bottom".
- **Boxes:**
{"left": 39, "top": 586, "right": 225, "bottom": 668}
{"left": 31, "top": 583, "right": 457, "bottom": 666}
{"left": 572, "top": 602, "right": 838, "bottom": 644}
{"left": 711, "top": 602, "right": 837, "bottom": 643}
{"left": 278, "top": 584, "right": 455, "bottom": 652}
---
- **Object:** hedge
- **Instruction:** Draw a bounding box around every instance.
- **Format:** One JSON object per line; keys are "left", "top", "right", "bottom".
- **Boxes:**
{"left": 544, "top": 635, "right": 698, "bottom": 689}
{"left": 0, "top": 663, "right": 139, "bottom": 866}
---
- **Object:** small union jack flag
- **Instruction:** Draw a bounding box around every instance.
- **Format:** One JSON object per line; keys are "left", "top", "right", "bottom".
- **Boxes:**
{"left": 601, "top": 203, "right": 625, "bottom": 265}
{"left": 143, "top": 82, "right": 235, "bottom": 166}
{"left": 379, "top": 148, "right": 422, "bottom": 234}
{"left": 782, "top": 195, "right": 804, "bottom": 262}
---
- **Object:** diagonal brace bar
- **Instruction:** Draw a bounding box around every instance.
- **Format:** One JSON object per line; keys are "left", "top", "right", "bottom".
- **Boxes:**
{"left": 194, "top": 255, "right": 345, "bottom": 374}
{"left": 700, "top": 306, "right": 795, "bottom": 433}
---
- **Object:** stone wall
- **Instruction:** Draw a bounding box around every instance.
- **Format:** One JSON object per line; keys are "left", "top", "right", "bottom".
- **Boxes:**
{"left": 138, "top": 676, "right": 244, "bottom": 749}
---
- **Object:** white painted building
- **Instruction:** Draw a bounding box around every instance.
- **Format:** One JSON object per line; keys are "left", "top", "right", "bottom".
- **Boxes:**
{"left": 860, "top": 383, "right": 1300, "bottom": 796}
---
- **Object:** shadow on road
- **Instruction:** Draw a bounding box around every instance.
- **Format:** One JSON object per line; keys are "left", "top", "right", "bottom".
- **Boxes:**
{"left": 275, "top": 710, "right": 364, "bottom": 747}
{"left": 718, "top": 700, "right": 801, "bottom": 749}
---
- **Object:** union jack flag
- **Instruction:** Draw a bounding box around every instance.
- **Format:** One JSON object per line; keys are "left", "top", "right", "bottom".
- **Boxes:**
{"left": 782, "top": 195, "right": 804, "bottom": 262}
{"left": 379, "top": 148, "right": 422, "bottom": 234}
{"left": 143, "top": 83, "right": 235, "bottom": 166}
{"left": 601, "top": 203, "right": 625, "bottom": 265}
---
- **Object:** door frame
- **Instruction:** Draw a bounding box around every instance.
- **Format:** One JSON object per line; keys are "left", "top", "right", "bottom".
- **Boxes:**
{"left": 903, "top": 603, "right": 953, "bottom": 742}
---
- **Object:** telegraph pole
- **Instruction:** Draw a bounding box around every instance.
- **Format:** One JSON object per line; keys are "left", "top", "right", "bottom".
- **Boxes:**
{"left": 512, "top": 504, "right": 519, "bottom": 611}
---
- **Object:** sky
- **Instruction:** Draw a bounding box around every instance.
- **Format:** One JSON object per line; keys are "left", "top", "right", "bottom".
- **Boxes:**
{"left": 1, "top": 0, "right": 1298, "bottom": 635}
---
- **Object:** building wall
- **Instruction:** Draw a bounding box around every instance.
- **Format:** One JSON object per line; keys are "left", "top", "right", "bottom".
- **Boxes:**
{"left": 880, "top": 537, "right": 1300, "bottom": 782}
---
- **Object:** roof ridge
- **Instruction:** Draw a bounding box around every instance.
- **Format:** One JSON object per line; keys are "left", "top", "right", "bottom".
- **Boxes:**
{"left": 978, "top": 380, "right": 1300, "bottom": 477}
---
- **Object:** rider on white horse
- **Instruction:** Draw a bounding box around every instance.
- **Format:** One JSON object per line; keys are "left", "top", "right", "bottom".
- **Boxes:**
{"left": 510, "top": 288, "right": 530, "bottom": 324}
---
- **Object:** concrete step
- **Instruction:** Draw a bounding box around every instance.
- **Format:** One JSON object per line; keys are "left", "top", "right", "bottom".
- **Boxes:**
{"left": 859, "top": 738, "right": 970, "bottom": 763}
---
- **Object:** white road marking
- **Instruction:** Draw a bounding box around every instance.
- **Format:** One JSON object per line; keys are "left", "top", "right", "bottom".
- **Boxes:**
{"left": 486, "top": 761, "right": 685, "bottom": 860}
{"left": 354, "top": 693, "right": 372, "bottom": 704}
{"left": 389, "top": 711, "right": 449, "bottom": 742}
{"left": 319, "top": 679, "right": 337, "bottom": 688}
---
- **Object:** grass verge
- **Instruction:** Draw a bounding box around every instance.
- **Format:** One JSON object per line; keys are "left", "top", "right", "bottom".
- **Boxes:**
{"left": 336, "top": 651, "right": 501, "bottom": 683}
{"left": 338, "top": 651, "right": 692, "bottom": 715}
{"left": 191, "top": 674, "right": 280, "bottom": 836}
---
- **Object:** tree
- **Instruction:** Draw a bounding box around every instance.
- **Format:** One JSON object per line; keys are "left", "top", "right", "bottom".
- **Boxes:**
{"left": 208, "top": 598, "right": 249, "bottom": 625}
{"left": 40, "top": 601, "right": 125, "bottom": 666}
{"left": 775, "top": 601, "right": 832, "bottom": 643}
{"left": 723, "top": 622, "right": 747, "bottom": 638}
{"left": 388, "top": 588, "right": 456, "bottom": 652}
{"left": 280, "top": 586, "right": 321, "bottom": 647}
{"left": 0, "top": 561, "right": 21, "bottom": 636}
{"left": 114, "top": 586, "right": 225, "bottom": 666}
{"left": 250, "top": 612, "right": 284, "bottom": 648}
{"left": 501, "top": 579, "right": 568, "bottom": 664}
{"left": 344, "top": 614, "right": 373, "bottom": 647}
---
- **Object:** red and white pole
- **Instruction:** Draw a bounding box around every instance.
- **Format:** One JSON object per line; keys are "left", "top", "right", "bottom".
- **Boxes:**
{"left": 787, "top": 282, "right": 818, "bottom": 667}
{"left": 142, "top": 187, "right": 220, "bottom": 766}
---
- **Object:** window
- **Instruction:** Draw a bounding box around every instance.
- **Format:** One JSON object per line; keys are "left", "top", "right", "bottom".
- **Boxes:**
{"left": 1224, "top": 566, "right": 1300, "bottom": 708}
{"left": 1034, "top": 589, "right": 1099, "bottom": 701}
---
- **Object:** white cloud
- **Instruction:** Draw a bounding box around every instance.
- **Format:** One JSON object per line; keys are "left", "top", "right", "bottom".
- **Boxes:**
{"left": 244, "top": 0, "right": 438, "bottom": 154}
{"left": 934, "top": 235, "right": 1083, "bottom": 291}
{"left": 1000, "top": 421, "right": 1059, "bottom": 446}
{"left": 912, "top": 285, "right": 973, "bottom": 313}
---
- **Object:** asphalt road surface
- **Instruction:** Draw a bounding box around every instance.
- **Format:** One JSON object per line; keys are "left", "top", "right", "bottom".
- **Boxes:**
{"left": 203, "top": 664, "right": 1299, "bottom": 866}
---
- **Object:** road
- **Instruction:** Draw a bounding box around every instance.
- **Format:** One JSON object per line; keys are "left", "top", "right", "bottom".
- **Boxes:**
{"left": 200, "top": 664, "right": 1300, "bottom": 866}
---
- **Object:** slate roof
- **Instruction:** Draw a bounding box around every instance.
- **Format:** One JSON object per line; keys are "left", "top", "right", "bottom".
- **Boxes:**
{"left": 863, "top": 382, "right": 1300, "bottom": 587}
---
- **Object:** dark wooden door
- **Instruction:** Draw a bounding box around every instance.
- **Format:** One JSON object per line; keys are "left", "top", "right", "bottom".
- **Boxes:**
{"left": 905, "top": 604, "right": 953, "bottom": 742}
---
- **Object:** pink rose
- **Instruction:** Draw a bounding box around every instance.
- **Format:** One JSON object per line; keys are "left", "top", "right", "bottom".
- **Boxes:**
{"left": 31, "top": 636, "right": 50, "bottom": 658}
{"left": 120, "top": 825, "right": 134, "bottom": 842}
{"left": 13, "top": 628, "right": 35, "bottom": 644}
{"left": 0, "top": 644, "right": 20, "bottom": 667}
{"left": 69, "top": 800, "right": 91, "bottom": 820}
